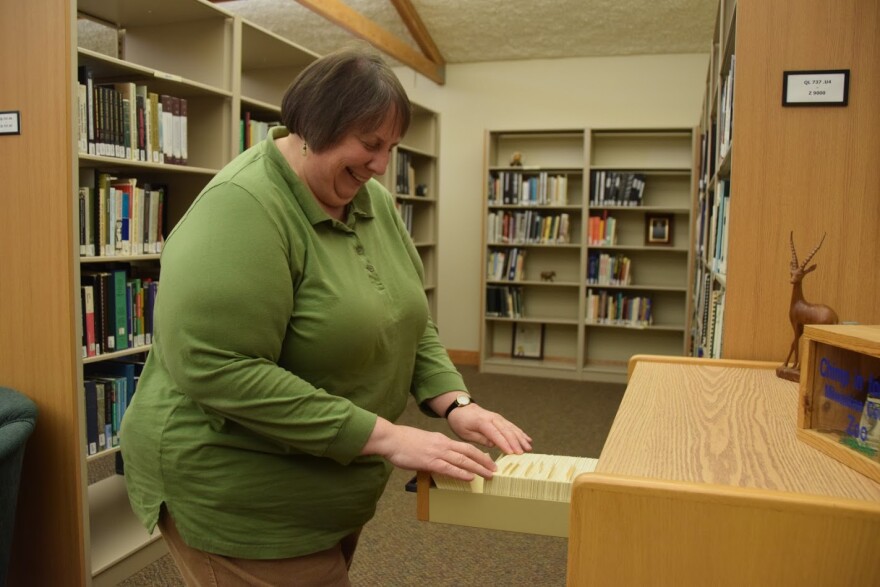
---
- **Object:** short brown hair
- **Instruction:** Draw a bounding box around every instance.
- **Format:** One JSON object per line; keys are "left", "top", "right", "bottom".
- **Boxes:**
{"left": 280, "top": 46, "right": 411, "bottom": 152}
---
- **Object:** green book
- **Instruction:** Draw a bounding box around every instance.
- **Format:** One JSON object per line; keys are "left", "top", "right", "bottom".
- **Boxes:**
{"left": 112, "top": 269, "right": 128, "bottom": 351}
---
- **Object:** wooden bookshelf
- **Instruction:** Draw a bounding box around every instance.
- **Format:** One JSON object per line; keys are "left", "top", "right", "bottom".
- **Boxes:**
{"left": 693, "top": 0, "right": 880, "bottom": 361}
{"left": 479, "top": 129, "right": 696, "bottom": 383}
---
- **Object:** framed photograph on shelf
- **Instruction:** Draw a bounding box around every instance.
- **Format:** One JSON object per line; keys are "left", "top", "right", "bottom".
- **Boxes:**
{"left": 645, "top": 214, "right": 673, "bottom": 246}
{"left": 511, "top": 322, "right": 545, "bottom": 360}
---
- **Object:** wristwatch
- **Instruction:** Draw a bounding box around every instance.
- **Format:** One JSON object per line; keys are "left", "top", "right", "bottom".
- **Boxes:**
{"left": 444, "top": 394, "right": 474, "bottom": 418}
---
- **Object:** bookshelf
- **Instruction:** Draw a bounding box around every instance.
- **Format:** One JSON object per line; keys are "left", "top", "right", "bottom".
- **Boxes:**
{"left": 237, "top": 20, "right": 318, "bottom": 153}
{"left": 690, "top": 0, "right": 735, "bottom": 358}
{"left": 3, "top": 0, "right": 441, "bottom": 584}
{"left": 387, "top": 104, "right": 440, "bottom": 316}
{"left": 692, "top": 0, "right": 880, "bottom": 361}
{"left": 479, "top": 129, "right": 695, "bottom": 383}
{"left": 76, "top": 1, "right": 237, "bottom": 584}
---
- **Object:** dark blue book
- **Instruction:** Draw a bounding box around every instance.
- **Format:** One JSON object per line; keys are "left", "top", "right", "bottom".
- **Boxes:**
{"left": 84, "top": 379, "right": 98, "bottom": 455}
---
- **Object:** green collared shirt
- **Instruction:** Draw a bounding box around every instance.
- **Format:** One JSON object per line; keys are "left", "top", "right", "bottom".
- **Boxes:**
{"left": 120, "top": 126, "right": 466, "bottom": 558}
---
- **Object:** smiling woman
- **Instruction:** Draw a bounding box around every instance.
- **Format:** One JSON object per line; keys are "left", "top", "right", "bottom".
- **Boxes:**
{"left": 119, "top": 44, "right": 532, "bottom": 586}
{"left": 276, "top": 48, "right": 412, "bottom": 220}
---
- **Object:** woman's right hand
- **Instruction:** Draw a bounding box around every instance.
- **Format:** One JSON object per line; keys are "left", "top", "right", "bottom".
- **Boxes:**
{"left": 361, "top": 417, "right": 496, "bottom": 481}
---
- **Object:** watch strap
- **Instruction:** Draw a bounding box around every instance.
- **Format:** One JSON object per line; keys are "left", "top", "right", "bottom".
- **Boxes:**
{"left": 444, "top": 395, "right": 473, "bottom": 418}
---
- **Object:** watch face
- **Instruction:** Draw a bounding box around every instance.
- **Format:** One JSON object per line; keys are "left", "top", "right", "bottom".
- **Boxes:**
{"left": 457, "top": 395, "right": 471, "bottom": 407}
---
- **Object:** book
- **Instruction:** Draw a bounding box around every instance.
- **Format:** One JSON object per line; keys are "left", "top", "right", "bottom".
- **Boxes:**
{"left": 172, "top": 96, "right": 181, "bottom": 164}
{"left": 135, "top": 85, "right": 151, "bottom": 161}
{"left": 77, "top": 65, "right": 95, "bottom": 155}
{"left": 149, "top": 92, "right": 161, "bottom": 163}
{"left": 113, "top": 82, "right": 137, "bottom": 160}
{"left": 179, "top": 98, "right": 188, "bottom": 164}
{"left": 85, "top": 361, "right": 137, "bottom": 440}
{"left": 83, "top": 379, "right": 99, "bottom": 455}
{"left": 110, "top": 177, "right": 138, "bottom": 255}
{"left": 81, "top": 284, "right": 96, "bottom": 358}
{"left": 80, "top": 272, "right": 109, "bottom": 354}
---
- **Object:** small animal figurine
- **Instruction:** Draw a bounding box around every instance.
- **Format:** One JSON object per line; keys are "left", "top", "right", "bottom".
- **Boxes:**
{"left": 776, "top": 231, "right": 839, "bottom": 382}
{"left": 510, "top": 151, "right": 523, "bottom": 167}
{"left": 540, "top": 270, "right": 556, "bottom": 283}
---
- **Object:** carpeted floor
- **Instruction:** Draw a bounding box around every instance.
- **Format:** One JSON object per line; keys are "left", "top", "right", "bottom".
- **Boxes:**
{"left": 116, "top": 365, "right": 626, "bottom": 586}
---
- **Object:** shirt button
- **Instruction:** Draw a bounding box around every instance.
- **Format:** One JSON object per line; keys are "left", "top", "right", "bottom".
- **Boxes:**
{"left": 356, "top": 245, "right": 365, "bottom": 254}
{"left": 366, "top": 265, "right": 375, "bottom": 272}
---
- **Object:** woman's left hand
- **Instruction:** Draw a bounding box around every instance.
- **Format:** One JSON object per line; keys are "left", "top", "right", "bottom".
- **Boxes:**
{"left": 447, "top": 404, "right": 532, "bottom": 455}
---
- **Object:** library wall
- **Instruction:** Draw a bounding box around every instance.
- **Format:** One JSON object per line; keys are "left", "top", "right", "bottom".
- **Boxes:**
{"left": 397, "top": 53, "right": 708, "bottom": 351}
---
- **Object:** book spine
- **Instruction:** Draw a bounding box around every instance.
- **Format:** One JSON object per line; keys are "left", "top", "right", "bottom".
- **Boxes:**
{"left": 84, "top": 380, "right": 98, "bottom": 455}
{"left": 161, "top": 95, "right": 173, "bottom": 163}
{"left": 83, "top": 284, "right": 96, "bottom": 357}
{"left": 179, "top": 98, "right": 187, "bottom": 165}
{"left": 112, "top": 269, "right": 128, "bottom": 351}
{"left": 149, "top": 92, "right": 161, "bottom": 163}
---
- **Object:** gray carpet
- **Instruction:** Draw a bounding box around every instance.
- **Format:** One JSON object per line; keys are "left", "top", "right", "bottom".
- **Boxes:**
{"left": 115, "top": 365, "right": 626, "bottom": 586}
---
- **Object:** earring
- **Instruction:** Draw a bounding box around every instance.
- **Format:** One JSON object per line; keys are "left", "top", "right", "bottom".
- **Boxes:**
{"left": 301, "top": 142, "right": 308, "bottom": 156}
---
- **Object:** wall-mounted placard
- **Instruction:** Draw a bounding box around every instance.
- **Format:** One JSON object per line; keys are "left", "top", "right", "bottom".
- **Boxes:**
{"left": 782, "top": 70, "right": 849, "bottom": 106}
{"left": 0, "top": 111, "right": 21, "bottom": 135}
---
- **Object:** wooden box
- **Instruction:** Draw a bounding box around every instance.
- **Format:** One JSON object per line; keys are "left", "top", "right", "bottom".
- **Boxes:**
{"left": 798, "top": 325, "right": 880, "bottom": 483}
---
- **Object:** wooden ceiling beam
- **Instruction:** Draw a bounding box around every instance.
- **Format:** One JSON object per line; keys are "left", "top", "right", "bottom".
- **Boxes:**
{"left": 388, "top": 0, "right": 445, "bottom": 68}
{"left": 293, "top": 0, "right": 445, "bottom": 85}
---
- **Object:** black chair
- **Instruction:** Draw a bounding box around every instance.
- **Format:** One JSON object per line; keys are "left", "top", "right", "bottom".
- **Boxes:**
{"left": 0, "top": 387, "right": 38, "bottom": 586}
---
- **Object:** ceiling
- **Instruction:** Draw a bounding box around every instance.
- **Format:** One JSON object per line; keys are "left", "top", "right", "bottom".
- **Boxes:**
{"left": 218, "top": 0, "right": 717, "bottom": 68}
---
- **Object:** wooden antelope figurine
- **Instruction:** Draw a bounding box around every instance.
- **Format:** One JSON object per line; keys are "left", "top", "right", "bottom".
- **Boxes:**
{"left": 777, "top": 232, "right": 839, "bottom": 382}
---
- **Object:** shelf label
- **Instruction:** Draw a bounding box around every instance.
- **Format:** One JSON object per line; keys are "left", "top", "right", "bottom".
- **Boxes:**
{"left": 0, "top": 110, "right": 21, "bottom": 135}
{"left": 154, "top": 71, "right": 183, "bottom": 82}
{"left": 783, "top": 70, "right": 849, "bottom": 106}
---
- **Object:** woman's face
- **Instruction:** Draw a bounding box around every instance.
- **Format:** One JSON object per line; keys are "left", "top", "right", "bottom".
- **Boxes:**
{"left": 304, "top": 109, "right": 401, "bottom": 219}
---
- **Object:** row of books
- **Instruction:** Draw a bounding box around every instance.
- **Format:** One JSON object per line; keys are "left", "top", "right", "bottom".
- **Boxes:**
{"left": 79, "top": 175, "right": 166, "bottom": 258}
{"left": 487, "top": 247, "right": 526, "bottom": 282}
{"left": 80, "top": 269, "right": 158, "bottom": 359}
{"left": 487, "top": 211, "right": 572, "bottom": 245}
{"left": 488, "top": 171, "right": 570, "bottom": 206}
{"left": 486, "top": 285, "right": 524, "bottom": 318}
{"left": 587, "top": 252, "right": 632, "bottom": 286}
{"left": 590, "top": 171, "right": 646, "bottom": 206}
{"left": 77, "top": 66, "right": 188, "bottom": 164}
{"left": 395, "top": 201, "right": 414, "bottom": 236}
{"left": 693, "top": 279, "right": 725, "bottom": 358}
{"left": 395, "top": 150, "right": 417, "bottom": 196}
{"left": 695, "top": 179, "right": 730, "bottom": 274}
{"left": 83, "top": 359, "right": 143, "bottom": 456}
{"left": 586, "top": 289, "right": 653, "bottom": 327}
{"left": 240, "top": 113, "right": 280, "bottom": 153}
{"left": 586, "top": 214, "right": 618, "bottom": 246}
{"left": 718, "top": 54, "right": 736, "bottom": 160}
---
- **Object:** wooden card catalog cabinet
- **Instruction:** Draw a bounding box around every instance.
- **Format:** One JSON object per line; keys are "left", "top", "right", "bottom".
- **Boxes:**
{"left": 798, "top": 325, "right": 880, "bottom": 483}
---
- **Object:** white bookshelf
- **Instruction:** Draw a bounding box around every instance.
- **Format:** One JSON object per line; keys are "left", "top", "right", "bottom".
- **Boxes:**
{"left": 89, "top": 475, "right": 167, "bottom": 587}
{"left": 480, "top": 128, "right": 696, "bottom": 383}
{"left": 65, "top": 1, "right": 449, "bottom": 582}
{"left": 386, "top": 104, "right": 440, "bottom": 316}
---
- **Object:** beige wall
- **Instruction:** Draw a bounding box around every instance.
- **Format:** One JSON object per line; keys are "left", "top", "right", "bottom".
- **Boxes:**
{"left": 396, "top": 53, "right": 709, "bottom": 351}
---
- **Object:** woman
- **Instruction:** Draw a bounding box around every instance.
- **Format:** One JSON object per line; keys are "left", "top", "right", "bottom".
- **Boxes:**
{"left": 120, "top": 46, "right": 531, "bottom": 585}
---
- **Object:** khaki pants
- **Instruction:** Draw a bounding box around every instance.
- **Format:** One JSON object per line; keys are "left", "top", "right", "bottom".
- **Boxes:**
{"left": 158, "top": 507, "right": 361, "bottom": 587}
